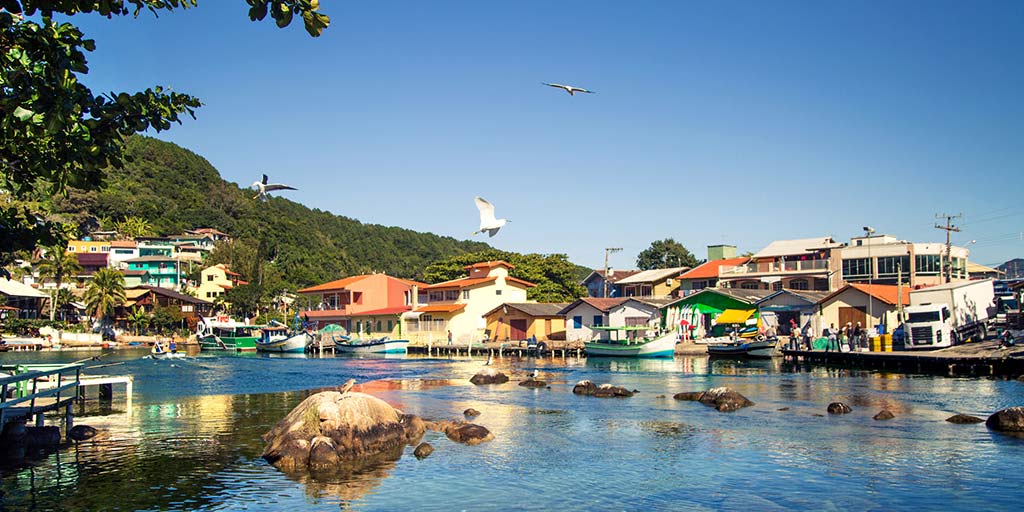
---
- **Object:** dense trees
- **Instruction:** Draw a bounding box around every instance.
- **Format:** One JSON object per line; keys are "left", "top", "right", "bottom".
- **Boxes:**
{"left": 0, "top": 1, "right": 329, "bottom": 269}
{"left": 423, "top": 250, "right": 588, "bottom": 303}
{"left": 636, "top": 239, "right": 701, "bottom": 270}
{"left": 35, "top": 245, "right": 83, "bottom": 320}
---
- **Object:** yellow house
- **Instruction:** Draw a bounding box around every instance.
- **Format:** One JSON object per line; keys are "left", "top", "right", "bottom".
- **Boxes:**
{"left": 404, "top": 261, "right": 535, "bottom": 345}
{"left": 195, "top": 264, "right": 248, "bottom": 302}
{"left": 67, "top": 240, "right": 110, "bottom": 254}
{"left": 483, "top": 302, "right": 568, "bottom": 342}
{"left": 613, "top": 267, "right": 690, "bottom": 298}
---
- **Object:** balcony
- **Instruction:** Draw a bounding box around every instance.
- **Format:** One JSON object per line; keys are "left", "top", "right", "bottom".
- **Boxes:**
{"left": 720, "top": 259, "right": 829, "bottom": 277}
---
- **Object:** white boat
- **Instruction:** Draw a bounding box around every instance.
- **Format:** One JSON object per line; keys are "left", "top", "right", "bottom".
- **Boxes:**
{"left": 255, "top": 326, "right": 311, "bottom": 353}
{"left": 584, "top": 327, "right": 677, "bottom": 358}
{"left": 334, "top": 336, "right": 409, "bottom": 354}
{"left": 707, "top": 338, "right": 778, "bottom": 359}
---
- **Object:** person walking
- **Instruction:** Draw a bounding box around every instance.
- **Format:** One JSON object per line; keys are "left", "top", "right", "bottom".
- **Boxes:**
{"left": 853, "top": 322, "right": 863, "bottom": 352}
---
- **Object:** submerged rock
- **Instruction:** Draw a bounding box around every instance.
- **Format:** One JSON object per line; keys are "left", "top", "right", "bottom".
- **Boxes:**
{"left": 426, "top": 420, "right": 494, "bottom": 445}
{"left": 68, "top": 425, "right": 99, "bottom": 442}
{"left": 519, "top": 379, "right": 547, "bottom": 388}
{"left": 261, "top": 391, "right": 424, "bottom": 472}
{"left": 986, "top": 407, "right": 1024, "bottom": 432}
{"left": 470, "top": 368, "right": 509, "bottom": 385}
{"left": 946, "top": 413, "right": 984, "bottom": 424}
{"left": 673, "top": 387, "right": 754, "bottom": 412}
{"left": 413, "top": 442, "right": 434, "bottom": 459}
{"left": 827, "top": 402, "right": 852, "bottom": 415}
{"left": 873, "top": 410, "right": 895, "bottom": 421}
{"left": 463, "top": 408, "right": 481, "bottom": 418}
{"left": 777, "top": 407, "right": 791, "bottom": 412}
{"left": 26, "top": 426, "right": 60, "bottom": 447}
{"left": 592, "top": 384, "right": 634, "bottom": 398}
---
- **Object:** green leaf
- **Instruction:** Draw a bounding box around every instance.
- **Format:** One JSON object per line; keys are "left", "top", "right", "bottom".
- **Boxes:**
{"left": 275, "top": 5, "right": 293, "bottom": 28}
{"left": 249, "top": 2, "right": 268, "bottom": 21}
{"left": 13, "top": 106, "right": 34, "bottom": 121}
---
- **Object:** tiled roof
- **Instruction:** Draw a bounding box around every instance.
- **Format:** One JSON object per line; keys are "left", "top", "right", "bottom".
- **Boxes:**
{"left": 678, "top": 257, "right": 749, "bottom": 280}
{"left": 483, "top": 302, "right": 569, "bottom": 318}
{"left": 464, "top": 260, "right": 514, "bottom": 270}
{"left": 844, "top": 283, "right": 911, "bottom": 306}
{"left": 414, "top": 303, "right": 467, "bottom": 313}
{"left": 109, "top": 240, "right": 137, "bottom": 248}
{"left": 423, "top": 276, "right": 497, "bottom": 290}
{"left": 505, "top": 276, "right": 537, "bottom": 288}
{"left": 297, "top": 275, "right": 369, "bottom": 293}
{"left": 132, "top": 285, "right": 212, "bottom": 305}
{"left": 558, "top": 297, "right": 628, "bottom": 315}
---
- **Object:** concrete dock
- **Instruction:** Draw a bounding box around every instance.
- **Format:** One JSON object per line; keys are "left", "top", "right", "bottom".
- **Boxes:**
{"left": 783, "top": 340, "right": 1024, "bottom": 376}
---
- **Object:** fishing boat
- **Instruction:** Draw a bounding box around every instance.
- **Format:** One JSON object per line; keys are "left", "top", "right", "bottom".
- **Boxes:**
{"left": 333, "top": 335, "right": 409, "bottom": 354}
{"left": 707, "top": 338, "right": 778, "bottom": 359}
{"left": 196, "top": 316, "right": 260, "bottom": 351}
{"left": 255, "top": 326, "right": 311, "bottom": 354}
{"left": 150, "top": 341, "right": 186, "bottom": 359}
{"left": 584, "top": 326, "right": 677, "bottom": 358}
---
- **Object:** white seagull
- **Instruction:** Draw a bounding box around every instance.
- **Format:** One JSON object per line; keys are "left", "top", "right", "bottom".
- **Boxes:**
{"left": 542, "top": 83, "right": 595, "bottom": 96}
{"left": 472, "top": 196, "right": 508, "bottom": 238}
{"left": 251, "top": 174, "right": 297, "bottom": 201}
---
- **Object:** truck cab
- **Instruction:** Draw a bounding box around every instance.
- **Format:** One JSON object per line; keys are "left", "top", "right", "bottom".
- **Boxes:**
{"left": 904, "top": 305, "right": 953, "bottom": 349}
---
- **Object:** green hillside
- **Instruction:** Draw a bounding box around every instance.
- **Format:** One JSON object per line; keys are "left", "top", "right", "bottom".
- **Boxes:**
{"left": 54, "top": 136, "right": 492, "bottom": 288}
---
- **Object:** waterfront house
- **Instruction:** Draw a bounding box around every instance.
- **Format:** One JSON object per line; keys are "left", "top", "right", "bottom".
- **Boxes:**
{"left": 817, "top": 283, "right": 910, "bottom": 335}
{"left": 482, "top": 302, "right": 568, "bottom": 342}
{"left": 719, "top": 237, "right": 843, "bottom": 292}
{"left": 405, "top": 261, "right": 535, "bottom": 345}
{"left": 755, "top": 289, "right": 830, "bottom": 337}
{"left": 613, "top": 267, "right": 690, "bottom": 298}
{"left": 840, "top": 234, "right": 969, "bottom": 288}
{"left": 124, "top": 256, "right": 181, "bottom": 289}
{"left": 195, "top": 264, "right": 248, "bottom": 301}
{"left": 298, "top": 273, "right": 425, "bottom": 339}
{"left": 0, "top": 279, "right": 48, "bottom": 319}
{"left": 559, "top": 297, "right": 661, "bottom": 343}
{"left": 677, "top": 257, "right": 749, "bottom": 294}
{"left": 661, "top": 288, "right": 771, "bottom": 339}
{"left": 119, "top": 285, "right": 214, "bottom": 329}
{"left": 580, "top": 269, "right": 641, "bottom": 298}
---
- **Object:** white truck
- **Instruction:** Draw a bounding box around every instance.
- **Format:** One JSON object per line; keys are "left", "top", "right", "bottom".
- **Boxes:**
{"left": 904, "top": 279, "right": 995, "bottom": 349}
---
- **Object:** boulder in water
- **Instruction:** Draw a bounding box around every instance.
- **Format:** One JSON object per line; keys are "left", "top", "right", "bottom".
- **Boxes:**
{"left": 26, "top": 426, "right": 61, "bottom": 447}
{"left": 572, "top": 380, "right": 597, "bottom": 395}
{"left": 592, "top": 384, "right": 634, "bottom": 398}
{"left": 519, "top": 379, "right": 547, "bottom": 388}
{"left": 262, "top": 391, "right": 424, "bottom": 472}
{"left": 986, "top": 407, "right": 1024, "bottom": 432}
{"left": 946, "top": 413, "right": 984, "bottom": 424}
{"left": 827, "top": 402, "right": 852, "bottom": 415}
{"left": 673, "top": 387, "right": 754, "bottom": 412}
{"left": 873, "top": 410, "right": 895, "bottom": 421}
{"left": 470, "top": 368, "right": 509, "bottom": 385}
{"left": 426, "top": 420, "right": 494, "bottom": 445}
{"left": 463, "top": 408, "right": 481, "bottom": 418}
{"left": 413, "top": 442, "right": 434, "bottom": 459}
{"left": 68, "top": 425, "right": 99, "bottom": 442}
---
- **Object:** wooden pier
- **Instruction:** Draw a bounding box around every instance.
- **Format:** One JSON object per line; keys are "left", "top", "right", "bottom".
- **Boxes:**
{"left": 783, "top": 340, "right": 1024, "bottom": 376}
{"left": 408, "top": 341, "right": 585, "bottom": 359}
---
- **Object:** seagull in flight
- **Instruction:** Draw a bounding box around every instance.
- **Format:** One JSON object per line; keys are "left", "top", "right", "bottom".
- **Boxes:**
{"left": 472, "top": 196, "right": 508, "bottom": 238}
{"left": 251, "top": 174, "right": 297, "bottom": 201}
{"left": 543, "top": 83, "right": 595, "bottom": 96}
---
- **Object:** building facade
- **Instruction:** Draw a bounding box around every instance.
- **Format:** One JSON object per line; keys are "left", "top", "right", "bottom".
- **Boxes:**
{"left": 719, "top": 237, "right": 843, "bottom": 292}
{"left": 840, "top": 235, "right": 969, "bottom": 288}
{"left": 483, "top": 302, "right": 568, "bottom": 342}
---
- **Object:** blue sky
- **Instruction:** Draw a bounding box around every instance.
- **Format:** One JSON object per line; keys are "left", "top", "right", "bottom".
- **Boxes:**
{"left": 67, "top": 1, "right": 1023, "bottom": 269}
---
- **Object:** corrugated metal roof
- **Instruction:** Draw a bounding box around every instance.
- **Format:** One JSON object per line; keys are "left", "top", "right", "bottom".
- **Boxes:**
{"left": 615, "top": 267, "right": 690, "bottom": 285}
{"left": 0, "top": 279, "right": 48, "bottom": 298}
{"left": 752, "top": 237, "right": 841, "bottom": 258}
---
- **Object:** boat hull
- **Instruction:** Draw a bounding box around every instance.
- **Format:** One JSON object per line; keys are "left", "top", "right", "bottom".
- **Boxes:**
{"left": 199, "top": 335, "right": 258, "bottom": 351}
{"left": 256, "top": 333, "right": 310, "bottom": 353}
{"left": 707, "top": 340, "right": 777, "bottom": 359}
{"left": 585, "top": 332, "right": 676, "bottom": 358}
{"left": 336, "top": 339, "right": 409, "bottom": 354}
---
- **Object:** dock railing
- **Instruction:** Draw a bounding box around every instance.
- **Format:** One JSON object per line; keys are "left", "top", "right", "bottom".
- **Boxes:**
{"left": 0, "top": 363, "right": 82, "bottom": 428}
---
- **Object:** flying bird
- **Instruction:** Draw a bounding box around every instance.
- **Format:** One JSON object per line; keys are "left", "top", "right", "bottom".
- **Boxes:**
{"left": 472, "top": 196, "right": 508, "bottom": 238}
{"left": 251, "top": 174, "right": 297, "bottom": 201}
{"left": 542, "top": 83, "right": 595, "bottom": 96}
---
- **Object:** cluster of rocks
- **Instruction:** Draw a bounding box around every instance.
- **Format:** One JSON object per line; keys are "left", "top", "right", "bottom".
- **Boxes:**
{"left": 674, "top": 387, "right": 754, "bottom": 412}
{"left": 572, "top": 380, "right": 634, "bottom": 398}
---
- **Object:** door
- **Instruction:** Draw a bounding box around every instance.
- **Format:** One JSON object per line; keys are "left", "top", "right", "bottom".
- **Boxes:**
{"left": 838, "top": 307, "right": 867, "bottom": 329}
{"left": 510, "top": 319, "right": 528, "bottom": 341}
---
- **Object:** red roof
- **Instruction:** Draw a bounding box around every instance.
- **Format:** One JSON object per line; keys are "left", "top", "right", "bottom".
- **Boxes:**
{"left": 423, "top": 276, "right": 497, "bottom": 290}
{"left": 297, "top": 275, "right": 369, "bottom": 293}
{"left": 414, "top": 303, "right": 467, "bottom": 313}
{"left": 303, "top": 310, "right": 349, "bottom": 320}
{"left": 464, "top": 260, "right": 514, "bottom": 271}
{"left": 823, "top": 283, "right": 911, "bottom": 306}
{"left": 506, "top": 276, "right": 537, "bottom": 288}
{"left": 109, "top": 240, "right": 137, "bottom": 248}
{"left": 678, "top": 257, "right": 749, "bottom": 280}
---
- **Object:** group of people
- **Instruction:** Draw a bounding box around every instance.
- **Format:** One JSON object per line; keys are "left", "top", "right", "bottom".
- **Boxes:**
{"left": 783, "top": 318, "right": 867, "bottom": 352}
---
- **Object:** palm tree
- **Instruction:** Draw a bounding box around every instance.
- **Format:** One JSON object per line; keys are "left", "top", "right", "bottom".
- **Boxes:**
{"left": 53, "top": 288, "right": 76, "bottom": 322}
{"left": 115, "top": 216, "right": 154, "bottom": 239}
{"left": 36, "top": 245, "right": 83, "bottom": 321}
{"left": 127, "top": 306, "right": 150, "bottom": 335}
{"left": 84, "top": 268, "right": 126, "bottom": 323}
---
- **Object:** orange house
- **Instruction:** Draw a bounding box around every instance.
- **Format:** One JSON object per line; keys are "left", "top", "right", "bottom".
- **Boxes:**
{"left": 298, "top": 274, "right": 426, "bottom": 337}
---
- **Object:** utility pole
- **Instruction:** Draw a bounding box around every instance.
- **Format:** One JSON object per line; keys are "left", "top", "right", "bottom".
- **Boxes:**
{"left": 934, "top": 213, "right": 962, "bottom": 283}
{"left": 603, "top": 247, "right": 623, "bottom": 298}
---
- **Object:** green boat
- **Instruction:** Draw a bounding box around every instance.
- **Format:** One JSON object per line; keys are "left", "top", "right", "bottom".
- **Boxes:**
{"left": 197, "top": 316, "right": 260, "bottom": 351}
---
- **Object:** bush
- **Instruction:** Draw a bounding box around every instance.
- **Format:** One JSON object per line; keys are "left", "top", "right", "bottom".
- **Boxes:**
{"left": 0, "top": 318, "right": 71, "bottom": 336}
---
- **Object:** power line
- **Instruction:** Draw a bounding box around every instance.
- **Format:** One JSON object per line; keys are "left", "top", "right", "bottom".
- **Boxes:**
{"left": 935, "top": 213, "right": 961, "bottom": 284}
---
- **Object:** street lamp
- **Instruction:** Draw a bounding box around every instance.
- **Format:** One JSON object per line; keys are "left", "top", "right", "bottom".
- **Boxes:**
{"left": 603, "top": 247, "right": 623, "bottom": 298}
{"left": 863, "top": 226, "right": 875, "bottom": 348}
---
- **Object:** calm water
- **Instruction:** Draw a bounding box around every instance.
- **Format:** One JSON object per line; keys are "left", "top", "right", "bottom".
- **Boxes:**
{"left": 2, "top": 349, "right": 1023, "bottom": 511}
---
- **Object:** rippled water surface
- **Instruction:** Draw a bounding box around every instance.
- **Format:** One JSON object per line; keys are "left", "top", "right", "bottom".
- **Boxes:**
{"left": 2, "top": 349, "right": 1023, "bottom": 511}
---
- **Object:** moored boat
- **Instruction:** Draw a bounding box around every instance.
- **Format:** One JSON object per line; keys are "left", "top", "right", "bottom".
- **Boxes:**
{"left": 196, "top": 316, "right": 260, "bottom": 351}
{"left": 584, "top": 327, "right": 677, "bottom": 358}
{"left": 707, "top": 338, "right": 778, "bottom": 359}
{"left": 334, "top": 336, "right": 409, "bottom": 354}
{"left": 255, "top": 326, "right": 311, "bottom": 353}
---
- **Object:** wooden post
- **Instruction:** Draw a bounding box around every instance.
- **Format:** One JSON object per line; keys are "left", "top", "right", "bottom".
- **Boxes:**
{"left": 35, "top": 413, "right": 44, "bottom": 427}
{"left": 99, "top": 383, "right": 113, "bottom": 402}
{"left": 65, "top": 403, "right": 74, "bottom": 439}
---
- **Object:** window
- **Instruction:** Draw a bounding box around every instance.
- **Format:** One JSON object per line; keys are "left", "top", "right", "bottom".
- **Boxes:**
{"left": 842, "top": 258, "right": 872, "bottom": 279}
{"left": 207, "top": 274, "right": 214, "bottom": 281}
{"left": 68, "top": 246, "right": 75, "bottom": 252}
{"left": 877, "top": 256, "right": 911, "bottom": 277}
{"left": 789, "top": 279, "right": 809, "bottom": 290}
{"left": 915, "top": 254, "right": 941, "bottom": 275}
{"left": 496, "top": 290, "right": 502, "bottom": 296}
{"left": 462, "top": 290, "right": 470, "bottom": 300}
{"left": 421, "top": 315, "right": 432, "bottom": 323}
{"left": 444, "top": 290, "right": 459, "bottom": 301}
{"left": 592, "top": 315, "right": 603, "bottom": 327}
{"left": 89, "top": 246, "right": 97, "bottom": 252}
{"left": 573, "top": 316, "right": 582, "bottom": 329}
{"left": 387, "top": 320, "right": 393, "bottom": 331}
{"left": 429, "top": 291, "right": 444, "bottom": 302}
{"left": 101, "top": 246, "right": 109, "bottom": 252}
{"left": 741, "top": 281, "right": 760, "bottom": 290}
{"left": 376, "top": 320, "right": 382, "bottom": 331}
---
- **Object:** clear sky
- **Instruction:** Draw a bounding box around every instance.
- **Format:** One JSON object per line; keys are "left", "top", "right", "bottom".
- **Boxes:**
{"left": 67, "top": 1, "right": 1023, "bottom": 270}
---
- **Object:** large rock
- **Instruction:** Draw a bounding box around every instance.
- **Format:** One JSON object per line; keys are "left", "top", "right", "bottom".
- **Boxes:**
{"left": 873, "top": 410, "right": 895, "bottom": 421}
{"left": 592, "top": 384, "right": 634, "bottom": 398}
{"left": 68, "top": 425, "right": 99, "bottom": 442}
{"left": 673, "top": 387, "right": 754, "bottom": 412}
{"left": 519, "top": 379, "right": 547, "bottom": 388}
{"left": 986, "top": 407, "right": 1024, "bottom": 432}
{"left": 946, "top": 413, "right": 984, "bottom": 424}
{"left": 470, "top": 368, "right": 509, "bottom": 385}
{"left": 413, "top": 442, "right": 434, "bottom": 459}
{"left": 827, "top": 402, "right": 852, "bottom": 415}
{"left": 426, "top": 420, "right": 494, "bottom": 445}
{"left": 463, "top": 408, "right": 481, "bottom": 418}
{"left": 262, "top": 391, "right": 424, "bottom": 472}
{"left": 26, "top": 426, "right": 61, "bottom": 447}
{"left": 573, "top": 380, "right": 598, "bottom": 395}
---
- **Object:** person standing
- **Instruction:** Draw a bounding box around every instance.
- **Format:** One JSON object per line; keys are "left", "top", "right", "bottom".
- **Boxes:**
{"left": 447, "top": 330, "right": 453, "bottom": 346}
{"left": 853, "top": 322, "right": 863, "bottom": 352}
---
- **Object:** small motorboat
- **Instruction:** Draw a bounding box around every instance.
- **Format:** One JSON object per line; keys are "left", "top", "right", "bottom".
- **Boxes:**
{"left": 334, "top": 336, "right": 409, "bottom": 354}
{"left": 707, "top": 337, "right": 779, "bottom": 359}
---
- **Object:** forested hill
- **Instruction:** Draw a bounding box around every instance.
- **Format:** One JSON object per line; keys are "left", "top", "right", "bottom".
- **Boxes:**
{"left": 55, "top": 136, "right": 492, "bottom": 287}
